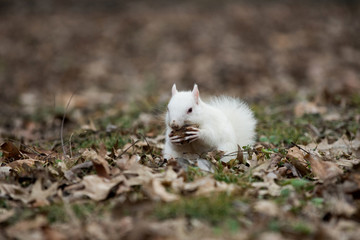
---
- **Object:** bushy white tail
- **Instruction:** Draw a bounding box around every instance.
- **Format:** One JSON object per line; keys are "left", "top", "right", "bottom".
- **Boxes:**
{"left": 209, "top": 96, "right": 256, "bottom": 147}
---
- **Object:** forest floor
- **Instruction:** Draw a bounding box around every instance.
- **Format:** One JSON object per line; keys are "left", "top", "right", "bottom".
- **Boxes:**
{"left": 1, "top": 91, "right": 360, "bottom": 240}
{"left": 1, "top": 1, "right": 360, "bottom": 239}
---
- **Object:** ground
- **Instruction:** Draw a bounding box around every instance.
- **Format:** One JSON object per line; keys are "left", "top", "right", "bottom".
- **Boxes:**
{"left": 1, "top": 1, "right": 360, "bottom": 239}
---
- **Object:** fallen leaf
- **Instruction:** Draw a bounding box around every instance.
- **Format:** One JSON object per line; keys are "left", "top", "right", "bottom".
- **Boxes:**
{"left": 0, "top": 183, "right": 29, "bottom": 203}
{"left": 28, "top": 178, "right": 59, "bottom": 207}
{"left": 1, "top": 142, "right": 22, "bottom": 161}
{"left": 82, "top": 148, "right": 110, "bottom": 178}
{"left": 0, "top": 166, "right": 11, "bottom": 178}
{"left": 6, "top": 215, "right": 48, "bottom": 239}
{"left": 69, "top": 175, "right": 127, "bottom": 201}
{"left": 286, "top": 147, "right": 310, "bottom": 176}
{"left": 143, "top": 178, "right": 179, "bottom": 202}
{"left": 0, "top": 209, "right": 15, "bottom": 223}
{"left": 8, "top": 159, "right": 42, "bottom": 169}
{"left": 182, "top": 176, "right": 236, "bottom": 196}
{"left": 325, "top": 192, "right": 356, "bottom": 217}
{"left": 252, "top": 172, "right": 282, "bottom": 197}
{"left": 64, "top": 161, "right": 93, "bottom": 182}
{"left": 236, "top": 145, "right": 245, "bottom": 164}
{"left": 258, "top": 232, "right": 285, "bottom": 240}
{"left": 253, "top": 200, "right": 279, "bottom": 217}
{"left": 294, "top": 101, "right": 326, "bottom": 117}
{"left": 304, "top": 136, "right": 360, "bottom": 158}
{"left": 42, "top": 226, "right": 67, "bottom": 240}
{"left": 305, "top": 153, "right": 342, "bottom": 181}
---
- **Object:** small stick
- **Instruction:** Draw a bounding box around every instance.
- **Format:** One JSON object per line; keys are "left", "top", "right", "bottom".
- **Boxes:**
{"left": 61, "top": 92, "right": 76, "bottom": 158}
{"left": 139, "top": 133, "right": 150, "bottom": 149}
{"left": 119, "top": 139, "right": 140, "bottom": 157}
{"left": 69, "top": 132, "right": 74, "bottom": 158}
{"left": 290, "top": 142, "right": 310, "bottom": 154}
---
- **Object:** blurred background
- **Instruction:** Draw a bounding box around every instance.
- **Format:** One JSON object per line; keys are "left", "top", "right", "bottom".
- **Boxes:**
{"left": 0, "top": 0, "right": 359, "bottom": 141}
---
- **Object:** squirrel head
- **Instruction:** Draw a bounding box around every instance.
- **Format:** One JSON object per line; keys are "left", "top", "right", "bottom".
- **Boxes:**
{"left": 166, "top": 84, "right": 201, "bottom": 129}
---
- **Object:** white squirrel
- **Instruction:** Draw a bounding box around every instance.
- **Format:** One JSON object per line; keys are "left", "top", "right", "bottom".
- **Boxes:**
{"left": 163, "top": 84, "right": 256, "bottom": 162}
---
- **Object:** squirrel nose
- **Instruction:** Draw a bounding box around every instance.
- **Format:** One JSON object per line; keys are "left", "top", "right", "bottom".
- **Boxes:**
{"left": 171, "top": 120, "right": 180, "bottom": 130}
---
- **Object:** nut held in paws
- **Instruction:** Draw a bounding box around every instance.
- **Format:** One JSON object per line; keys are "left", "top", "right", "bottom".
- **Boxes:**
{"left": 169, "top": 124, "right": 199, "bottom": 144}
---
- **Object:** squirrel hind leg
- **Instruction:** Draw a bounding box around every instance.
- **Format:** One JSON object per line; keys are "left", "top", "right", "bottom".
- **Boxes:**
{"left": 218, "top": 142, "right": 237, "bottom": 163}
{"left": 163, "top": 141, "right": 180, "bottom": 160}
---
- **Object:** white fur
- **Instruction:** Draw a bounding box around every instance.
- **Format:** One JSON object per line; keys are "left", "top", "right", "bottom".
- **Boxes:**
{"left": 163, "top": 84, "right": 256, "bottom": 161}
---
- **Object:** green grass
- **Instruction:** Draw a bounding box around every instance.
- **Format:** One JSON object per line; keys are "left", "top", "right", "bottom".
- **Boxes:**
{"left": 186, "top": 166, "right": 206, "bottom": 182}
{"left": 214, "top": 171, "right": 242, "bottom": 184}
{"left": 254, "top": 105, "right": 313, "bottom": 145}
{"left": 254, "top": 93, "right": 360, "bottom": 146}
{"left": 153, "top": 193, "right": 241, "bottom": 225}
{"left": 71, "top": 130, "right": 128, "bottom": 152}
{"left": 267, "top": 219, "right": 313, "bottom": 235}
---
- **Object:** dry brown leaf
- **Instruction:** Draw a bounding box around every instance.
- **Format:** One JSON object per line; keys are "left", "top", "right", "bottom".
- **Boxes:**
{"left": 336, "top": 158, "right": 360, "bottom": 168}
{"left": 143, "top": 178, "right": 179, "bottom": 202}
{"left": 0, "top": 183, "right": 29, "bottom": 203}
{"left": 162, "top": 167, "right": 179, "bottom": 183}
{"left": 28, "top": 178, "right": 59, "bottom": 207}
{"left": 304, "top": 136, "right": 360, "bottom": 158}
{"left": 236, "top": 145, "right": 244, "bottom": 164}
{"left": 258, "top": 232, "right": 285, "bottom": 240}
{"left": 116, "top": 154, "right": 141, "bottom": 171}
{"left": 85, "top": 222, "right": 108, "bottom": 240}
{"left": 253, "top": 200, "right": 279, "bottom": 217}
{"left": 82, "top": 148, "right": 110, "bottom": 178}
{"left": 70, "top": 175, "right": 127, "bottom": 201}
{"left": 294, "top": 101, "right": 326, "bottom": 117}
{"left": 182, "top": 176, "right": 235, "bottom": 196}
{"left": 206, "top": 150, "right": 225, "bottom": 163}
{"left": 326, "top": 192, "right": 356, "bottom": 217}
{"left": 0, "top": 209, "right": 15, "bottom": 223}
{"left": 8, "top": 159, "right": 42, "bottom": 169}
{"left": 42, "top": 227, "right": 67, "bottom": 240}
{"left": 252, "top": 171, "right": 282, "bottom": 197}
{"left": 286, "top": 147, "right": 310, "bottom": 176}
{"left": 0, "top": 166, "right": 11, "bottom": 178}
{"left": 252, "top": 179, "right": 282, "bottom": 197}
{"left": 1, "top": 142, "right": 22, "bottom": 161}
{"left": 342, "top": 166, "right": 360, "bottom": 194}
{"left": 305, "top": 153, "right": 342, "bottom": 181}
{"left": 6, "top": 215, "right": 48, "bottom": 239}
{"left": 124, "top": 162, "right": 155, "bottom": 186}
{"left": 64, "top": 161, "right": 93, "bottom": 182}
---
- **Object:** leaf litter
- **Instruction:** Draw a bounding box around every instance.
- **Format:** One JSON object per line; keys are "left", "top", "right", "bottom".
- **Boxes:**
{"left": 1, "top": 97, "right": 360, "bottom": 240}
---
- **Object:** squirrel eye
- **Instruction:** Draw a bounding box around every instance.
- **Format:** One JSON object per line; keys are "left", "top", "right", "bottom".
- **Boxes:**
{"left": 187, "top": 108, "right": 192, "bottom": 114}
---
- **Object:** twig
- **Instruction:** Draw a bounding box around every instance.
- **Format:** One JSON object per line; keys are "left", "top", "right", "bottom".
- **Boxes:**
{"left": 139, "top": 133, "right": 150, "bottom": 149}
{"left": 69, "top": 132, "right": 74, "bottom": 158}
{"left": 61, "top": 92, "right": 76, "bottom": 158}
{"left": 290, "top": 142, "right": 310, "bottom": 154}
{"left": 119, "top": 139, "right": 141, "bottom": 157}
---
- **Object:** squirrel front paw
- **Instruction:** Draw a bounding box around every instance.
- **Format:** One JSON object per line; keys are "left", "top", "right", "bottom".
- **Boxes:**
{"left": 169, "top": 126, "right": 200, "bottom": 145}
{"left": 184, "top": 126, "right": 200, "bottom": 143}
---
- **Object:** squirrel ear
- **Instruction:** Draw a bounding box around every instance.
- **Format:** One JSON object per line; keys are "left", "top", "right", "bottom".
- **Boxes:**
{"left": 192, "top": 84, "right": 199, "bottom": 104}
{"left": 172, "top": 84, "right": 178, "bottom": 96}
